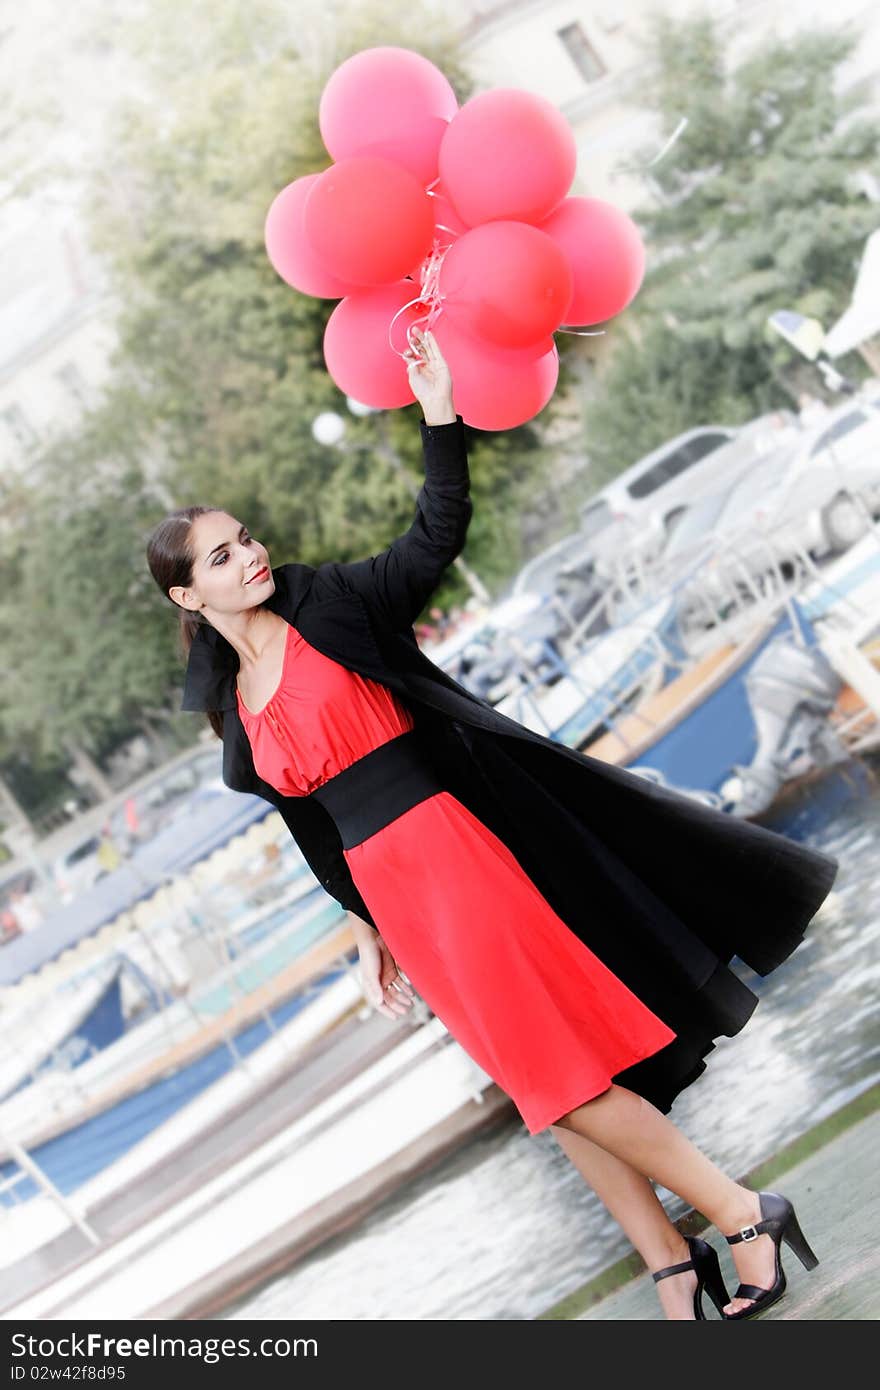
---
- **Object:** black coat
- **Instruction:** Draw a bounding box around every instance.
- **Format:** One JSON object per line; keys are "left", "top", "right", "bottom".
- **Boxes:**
{"left": 181, "top": 417, "right": 839, "bottom": 1113}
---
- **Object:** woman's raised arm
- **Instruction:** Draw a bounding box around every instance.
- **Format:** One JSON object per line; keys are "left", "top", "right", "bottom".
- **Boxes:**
{"left": 316, "top": 329, "right": 473, "bottom": 631}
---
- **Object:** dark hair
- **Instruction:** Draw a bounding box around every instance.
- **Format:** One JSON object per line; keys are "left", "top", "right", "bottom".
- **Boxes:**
{"left": 146, "top": 506, "right": 225, "bottom": 739}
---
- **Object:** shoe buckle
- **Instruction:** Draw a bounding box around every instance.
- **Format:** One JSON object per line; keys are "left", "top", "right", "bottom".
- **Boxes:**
{"left": 740, "top": 1225, "right": 759, "bottom": 1242}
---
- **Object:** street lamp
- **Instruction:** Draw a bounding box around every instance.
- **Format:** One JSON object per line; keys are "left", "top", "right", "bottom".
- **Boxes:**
{"left": 311, "top": 402, "right": 491, "bottom": 605}
{"left": 311, "top": 411, "right": 347, "bottom": 447}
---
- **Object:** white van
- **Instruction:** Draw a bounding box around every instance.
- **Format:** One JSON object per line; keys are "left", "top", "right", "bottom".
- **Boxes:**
{"left": 580, "top": 412, "right": 799, "bottom": 571}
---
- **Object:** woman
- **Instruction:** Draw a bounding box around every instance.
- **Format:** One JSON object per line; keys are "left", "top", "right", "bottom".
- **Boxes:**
{"left": 147, "top": 329, "right": 837, "bottom": 1320}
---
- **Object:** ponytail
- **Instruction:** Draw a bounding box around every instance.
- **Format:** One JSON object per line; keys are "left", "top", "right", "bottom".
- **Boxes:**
{"left": 146, "top": 506, "right": 225, "bottom": 740}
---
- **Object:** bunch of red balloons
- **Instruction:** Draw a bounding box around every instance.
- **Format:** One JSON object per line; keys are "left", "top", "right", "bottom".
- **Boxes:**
{"left": 265, "top": 47, "right": 645, "bottom": 431}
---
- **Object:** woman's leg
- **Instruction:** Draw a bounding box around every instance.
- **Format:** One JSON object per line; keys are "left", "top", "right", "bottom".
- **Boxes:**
{"left": 550, "top": 1124, "right": 698, "bottom": 1319}
{"left": 553, "top": 1084, "right": 775, "bottom": 1317}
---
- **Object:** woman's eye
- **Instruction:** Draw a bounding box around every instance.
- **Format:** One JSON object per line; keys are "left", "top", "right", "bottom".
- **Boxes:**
{"left": 213, "top": 536, "right": 251, "bottom": 565}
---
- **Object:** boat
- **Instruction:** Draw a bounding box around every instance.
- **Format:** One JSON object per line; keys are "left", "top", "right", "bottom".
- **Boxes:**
{"left": 0, "top": 987, "right": 506, "bottom": 1319}
{"left": 0, "top": 958, "right": 129, "bottom": 1102}
{"left": 0, "top": 785, "right": 275, "bottom": 990}
{"left": 0, "top": 885, "right": 353, "bottom": 1176}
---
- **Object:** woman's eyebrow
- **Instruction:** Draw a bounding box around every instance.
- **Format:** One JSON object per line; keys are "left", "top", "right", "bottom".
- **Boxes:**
{"left": 205, "top": 523, "right": 247, "bottom": 562}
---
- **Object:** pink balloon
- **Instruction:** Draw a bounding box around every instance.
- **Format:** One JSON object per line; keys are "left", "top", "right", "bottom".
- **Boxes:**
{"left": 320, "top": 47, "right": 458, "bottom": 185}
{"left": 305, "top": 157, "right": 436, "bottom": 286}
{"left": 439, "top": 221, "right": 573, "bottom": 348}
{"left": 264, "top": 175, "right": 359, "bottom": 298}
{"left": 540, "top": 197, "right": 646, "bottom": 323}
{"left": 433, "top": 315, "right": 559, "bottom": 430}
{"left": 439, "top": 89, "right": 576, "bottom": 226}
{"left": 323, "top": 282, "right": 421, "bottom": 408}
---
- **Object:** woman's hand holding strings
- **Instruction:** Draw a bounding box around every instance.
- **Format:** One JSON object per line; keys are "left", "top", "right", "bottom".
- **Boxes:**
{"left": 405, "top": 327, "right": 456, "bottom": 426}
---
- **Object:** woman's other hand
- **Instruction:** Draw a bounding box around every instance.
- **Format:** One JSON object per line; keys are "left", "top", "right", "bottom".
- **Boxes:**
{"left": 405, "top": 327, "right": 456, "bottom": 426}
{"left": 356, "top": 927, "right": 417, "bottom": 1020}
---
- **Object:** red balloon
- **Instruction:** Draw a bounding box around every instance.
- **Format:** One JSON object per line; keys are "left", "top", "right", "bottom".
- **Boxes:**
{"left": 439, "top": 89, "right": 576, "bottom": 226}
{"left": 305, "top": 157, "right": 435, "bottom": 287}
{"left": 433, "top": 315, "right": 559, "bottom": 430}
{"left": 439, "top": 221, "right": 573, "bottom": 348}
{"left": 323, "top": 282, "right": 422, "bottom": 408}
{"left": 540, "top": 197, "right": 646, "bottom": 323}
{"left": 320, "top": 47, "right": 458, "bottom": 185}
{"left": 264, "top": 176, "right": 359, "bottom": 298}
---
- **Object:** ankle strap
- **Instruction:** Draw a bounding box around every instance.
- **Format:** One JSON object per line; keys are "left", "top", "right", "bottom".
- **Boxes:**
{"left": 726, "top": 1219, "right": 773, "bottom": 1246}
{"left": 652, "top": 1257, "right": 694, "bottom": 1283}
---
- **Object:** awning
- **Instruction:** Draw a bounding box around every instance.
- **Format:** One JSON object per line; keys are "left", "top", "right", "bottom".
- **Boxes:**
{"left": 824, "top": 226, "right": 880, "bottom": 357}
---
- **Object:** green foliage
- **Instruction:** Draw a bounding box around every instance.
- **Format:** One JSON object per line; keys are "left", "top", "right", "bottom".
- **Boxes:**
{"left": 584, "top": 15, "right": 879, "bottom": 476}
{"left": 0, "top": 393, "right": 179, "bottom": 765}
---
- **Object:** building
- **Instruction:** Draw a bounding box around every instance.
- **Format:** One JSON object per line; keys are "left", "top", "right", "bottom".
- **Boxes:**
{"left": 0, "top": 212, "right": 115, "bottom": 480}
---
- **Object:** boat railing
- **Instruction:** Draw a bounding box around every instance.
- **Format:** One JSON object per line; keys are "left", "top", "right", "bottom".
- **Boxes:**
{"left": 496, "top": 610, "right": 684, "bottom": 750}
{"left": 421, "top": 491, "right": 879, "bottom": 756}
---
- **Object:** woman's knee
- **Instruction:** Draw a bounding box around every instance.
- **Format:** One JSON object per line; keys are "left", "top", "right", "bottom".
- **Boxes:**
{"left": 550, "top": 1084, "right": 616, "bottom": 1130}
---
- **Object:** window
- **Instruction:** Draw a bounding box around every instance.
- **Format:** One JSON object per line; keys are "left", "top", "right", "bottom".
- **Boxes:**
{"left": 809, "top": 411, "right": 868, "bottom": 456}
{"left": 66, "top": 837, "right": 101, "bottom": 866}
{"left": 1, "top": 403, "right": 37, "bottom": 449}
{"left": 682, "top": 433, "right": 732, "bottom": 466}
{"left": 627, "top": 433, "right": 730, "bottom": 499}
{"left": 628, "top": 458, "right": 673, "bottom": 499}
{"left": 557, "top": 22, "right": 606, "bottom": 84}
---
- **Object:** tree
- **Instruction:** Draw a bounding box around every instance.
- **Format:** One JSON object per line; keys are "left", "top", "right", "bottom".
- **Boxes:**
{"left": 583, "top": 15, "right": 880, "bottom": 475}
{"left": 0, "top": 393, "right": 184, "bottom": 773}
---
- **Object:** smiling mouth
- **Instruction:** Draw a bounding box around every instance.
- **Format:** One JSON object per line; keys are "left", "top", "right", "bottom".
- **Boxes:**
{"left": 246, "top": 567, "right": 269, "bottom": 585}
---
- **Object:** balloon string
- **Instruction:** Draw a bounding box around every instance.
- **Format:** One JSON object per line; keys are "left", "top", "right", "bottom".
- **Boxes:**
{"left": 643, "top": 116, "right": 688, "bottom": 168}
{"left": 388, "top": 237, "right": 450, "bottom": 358}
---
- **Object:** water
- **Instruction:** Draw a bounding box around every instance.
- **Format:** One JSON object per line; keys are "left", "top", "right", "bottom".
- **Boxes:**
{"left": 220, "top": 787, "right": 879, "bottom": 1321}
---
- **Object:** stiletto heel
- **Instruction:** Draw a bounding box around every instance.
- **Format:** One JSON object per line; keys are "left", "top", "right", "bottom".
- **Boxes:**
{"left": 723, "top": 1190, "right": 819, "bottom": 1319}
{"left": 780, "top": 1207, "right": 820, "bottom": 1270}
{"left": 652, "top": 1235, "right": 729, "bottom": 1319}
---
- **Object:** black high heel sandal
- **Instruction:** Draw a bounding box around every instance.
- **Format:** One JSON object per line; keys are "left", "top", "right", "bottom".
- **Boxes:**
{"left": 722, "top": 1190, "right": 819, "bottom": 1320}
{"left": 652, "top": 1235, "right": 729, "bottom": 1319}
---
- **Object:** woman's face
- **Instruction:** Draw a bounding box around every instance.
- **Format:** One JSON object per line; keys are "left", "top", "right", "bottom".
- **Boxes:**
{"left": 171, "top": 510, "right": 275, "bottom": 618}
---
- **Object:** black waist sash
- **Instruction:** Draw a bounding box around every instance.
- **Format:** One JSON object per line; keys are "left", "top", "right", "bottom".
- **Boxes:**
{"left": 309, "top": 728, "right": 445, "bottom": 849}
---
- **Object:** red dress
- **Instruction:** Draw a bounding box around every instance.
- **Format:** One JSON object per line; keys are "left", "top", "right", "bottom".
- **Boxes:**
{"left": 237, "top": 621, "right": 677, "bottom": 1135}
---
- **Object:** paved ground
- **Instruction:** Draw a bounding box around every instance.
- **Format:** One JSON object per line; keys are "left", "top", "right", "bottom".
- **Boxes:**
{"left": 554, "top": 1101, "right": 879, "bottom": 1321}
